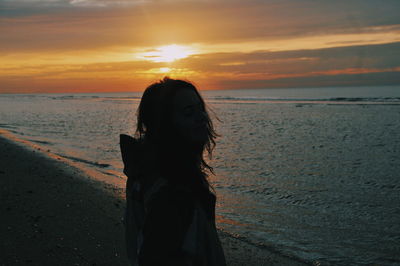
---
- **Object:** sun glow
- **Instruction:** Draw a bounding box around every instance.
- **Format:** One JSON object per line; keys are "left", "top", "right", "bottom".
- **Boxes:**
{"left": 140, "top": 67, "right": 172, "bottom": 74}
{"left": 137, "top": 44, "right": 195, "bottom": 63}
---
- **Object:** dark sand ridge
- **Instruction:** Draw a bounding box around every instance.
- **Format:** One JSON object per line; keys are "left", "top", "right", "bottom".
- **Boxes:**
{"left": 0, "top": 132, "right": 308, "bottom": 265}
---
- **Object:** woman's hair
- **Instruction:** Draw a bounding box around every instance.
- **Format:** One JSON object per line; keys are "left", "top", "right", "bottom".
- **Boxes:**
{"left": 135, "top": 77, "right": 219, "bottom": 190}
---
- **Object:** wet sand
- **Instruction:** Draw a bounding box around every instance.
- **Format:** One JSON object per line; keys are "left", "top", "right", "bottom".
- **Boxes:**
{"left": 0, "top": 134, "right": 308, "bottom": 266}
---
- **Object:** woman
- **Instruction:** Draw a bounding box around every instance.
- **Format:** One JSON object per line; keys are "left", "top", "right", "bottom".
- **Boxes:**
{"left": 120, "top": 77, "right": 226, "bottom": 266}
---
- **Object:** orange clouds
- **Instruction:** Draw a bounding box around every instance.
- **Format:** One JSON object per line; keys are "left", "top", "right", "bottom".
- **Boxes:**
{"left": 1, "top": 0, "right": 400, "bottom": 93}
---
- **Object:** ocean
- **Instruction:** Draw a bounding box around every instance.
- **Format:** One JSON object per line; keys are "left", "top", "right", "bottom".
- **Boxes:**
{"left": 1, "top": 85, "right": 400, "bottom": 265}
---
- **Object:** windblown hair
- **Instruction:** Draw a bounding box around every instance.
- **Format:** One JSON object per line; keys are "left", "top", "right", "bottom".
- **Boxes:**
{"left": 135, "top": 77, "right": 219, "bottom": 190}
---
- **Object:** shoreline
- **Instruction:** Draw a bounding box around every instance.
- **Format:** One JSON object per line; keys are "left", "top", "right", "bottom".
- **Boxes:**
{"left": 0, "top": 132, "right": 309, "bottom": 265}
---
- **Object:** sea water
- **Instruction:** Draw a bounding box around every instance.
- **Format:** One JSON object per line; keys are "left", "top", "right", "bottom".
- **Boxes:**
{"left": 1, "top": 86, "right": 400, "bottom": 265}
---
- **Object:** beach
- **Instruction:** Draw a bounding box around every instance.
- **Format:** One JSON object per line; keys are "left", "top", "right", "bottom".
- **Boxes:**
{"left": 0, "top": 133, "right": 307, "bottom": 265}
{"left": 1, "top": 90, "right": 400, "bottom": 265}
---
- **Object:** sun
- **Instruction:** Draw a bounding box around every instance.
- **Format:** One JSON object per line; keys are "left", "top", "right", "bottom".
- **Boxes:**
{"left": 138, "top": 44, "right": 195, "bottom": 63}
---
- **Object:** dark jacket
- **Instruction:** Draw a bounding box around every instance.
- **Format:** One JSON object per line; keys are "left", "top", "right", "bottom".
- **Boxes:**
{"left": 120, "top": 134, "right": 226, "bottom": 266}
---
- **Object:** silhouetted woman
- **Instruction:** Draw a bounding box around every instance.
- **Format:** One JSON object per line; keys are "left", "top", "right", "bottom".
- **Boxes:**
{"left": 120, "top": 77, "right": 226, "bottom": 266}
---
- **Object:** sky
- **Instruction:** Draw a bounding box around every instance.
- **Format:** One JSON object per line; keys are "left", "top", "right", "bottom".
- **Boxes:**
{"left": 1, "top": 0, "right": 400, "bottom": 93}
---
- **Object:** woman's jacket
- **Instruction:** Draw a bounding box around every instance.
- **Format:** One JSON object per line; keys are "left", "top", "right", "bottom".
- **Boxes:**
{"left": 120, "top": 134, "right": 226, "bottom": 266}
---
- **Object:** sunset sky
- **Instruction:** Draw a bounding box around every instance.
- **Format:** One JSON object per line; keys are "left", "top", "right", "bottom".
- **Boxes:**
{"left": 1, "top": 0, "right": 400, "bottom": 93}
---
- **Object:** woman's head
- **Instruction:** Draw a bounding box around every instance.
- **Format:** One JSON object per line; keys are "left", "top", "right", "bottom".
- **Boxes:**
{"left": 172, "top": 88, "right": 208, "bottom": 143}
{"left": 135, "top": 77, "right": 218, "bottom": 180}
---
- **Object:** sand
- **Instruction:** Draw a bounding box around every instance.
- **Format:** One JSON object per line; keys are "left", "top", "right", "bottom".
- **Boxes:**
{"left": 0, "top": 133, "right": 308, "bottom": 266}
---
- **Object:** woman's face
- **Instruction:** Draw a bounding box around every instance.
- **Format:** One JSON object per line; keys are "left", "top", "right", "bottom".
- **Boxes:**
{"left": 172, "top": 89, "right": 208, "bottom": 143}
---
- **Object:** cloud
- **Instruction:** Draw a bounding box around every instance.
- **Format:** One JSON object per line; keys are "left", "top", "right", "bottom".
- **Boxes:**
{"left": 1, "top": 0, "right": 399, "bottom": 53}
{"left": 1, "top": 0, "right": 399, "bottom": 92}
{"left": 172, "top": 42, "right": 400, "bottom": 77}
{"left": 2, "top": 42, "right": 399, "bottom": 92}
{"left": 215, "top": 71, "right": 400, "bottom": 89}
{"left": 69, "top": 0, "right": 148, "bottom": 7}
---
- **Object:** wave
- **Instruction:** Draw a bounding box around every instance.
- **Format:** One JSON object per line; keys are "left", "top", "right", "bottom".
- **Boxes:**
{"left": 217, "top": 227, "right": 309, "bottom": 264}
{"left": 0, "top": 94, "right": 142, "bottom": 101}
{"left": 57, "top": 154, "right": 111, "bottom": 168}
{"left": 48, "top": 95, "right": 142, "bottom": 101}
{"left": 208, "top": 96, "right": 400, "bottom": 103}
{"left": 3, "top": 92, "right": 400, "bottom": 109}
{"left": 3, "top": 92, "right": 399, "bottom": 103}
{"left": 0, "top": 124, "right": 17, "bottom": 129}
{"left": 28, "top": 139, "right": 54, "bottom": 145}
